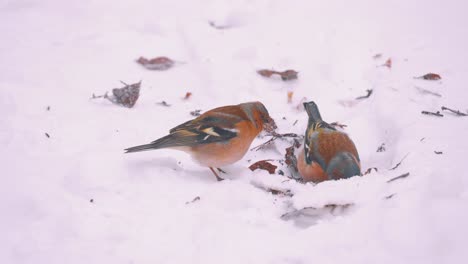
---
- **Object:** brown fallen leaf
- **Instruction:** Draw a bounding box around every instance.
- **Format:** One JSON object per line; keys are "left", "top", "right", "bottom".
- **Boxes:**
{"left": 382, "top": 58, "right": 392, "bottom": 68}
{"left": 415, "top": 73, "right": 442, "bottom": 80}
{"left": 92, "top": 81, "right": 141, "bottom": 108}
{"left": 285, "top": 146, "right": 298, "bottom": 172}
{"left": 184, "top": 92, "right": 192, "bottom": 100}
{"left": 137, "top": 56, "right": 175, "bottom": 71}
{"left": 257, "top": 69, "right": 298, "bottom": 81}
{"left": 257, "top": 69, "right": 276, "bottom": 77}
{"left": 280, "top": 70, "right": 299, "bottom": 81}
{"left": 249, "top": 160, "right": 277, "bottom": 174}
{"left": 287, "top": 91, "right": 293, "bottom": 103}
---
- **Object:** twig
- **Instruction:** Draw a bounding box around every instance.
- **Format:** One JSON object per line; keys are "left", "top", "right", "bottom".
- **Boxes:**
{"left": 185, "top": 196, "right": 201, "bottom": 204}
{"left": 415, "top": 86, "right": 442, "bottom": 97}
{"left": 441, "top": 106, "right": 467, "bottom": 116}
{"left": 156, "top": 101, "right": 171, "bottom": 107}
{"left": 421, "top": 110, "right": 444, "bottom": 117}
{"left": 91, "top": 92, "right": 108, "bottom": 99}
{"left": 434, "top": 151, "right": 443, "bottom": 155}
{"left": 356, "top": 89, "right": 373, "bottom": 100}
{"left": 387, "top": 172, "right": 410, "bottom": 183}
{"left": 384, "top": 193, "right": 397, "bottom": 199}
{"left": 376, "top": 143, "right": 386, "bottom": 152}
{"left": 389, "top": 153, "right": 409, "bottom": 170}
{"left": 363, "top": 167, "right": 378, "bottom": 175}
{"left": 250, "top": 132, "right": 301, "bottom": 151}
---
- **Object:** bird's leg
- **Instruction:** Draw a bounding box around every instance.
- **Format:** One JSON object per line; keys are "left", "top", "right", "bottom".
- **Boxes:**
{"left": 216, "top": 168, "right": 227, "bottom": 174}
{"left": 209, "top": 167, "right": 225, "bottom": 181}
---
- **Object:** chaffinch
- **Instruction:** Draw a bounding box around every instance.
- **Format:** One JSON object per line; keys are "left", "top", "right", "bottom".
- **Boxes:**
{"left": 297, "top": 101, "right": 361, "bottom": 182}
{"left": 125, "top": 101, "right": 276, "bottom": 181}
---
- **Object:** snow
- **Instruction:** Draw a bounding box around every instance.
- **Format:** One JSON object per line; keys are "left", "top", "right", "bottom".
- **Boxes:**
{"left": 1, "top": 0, "right": 468, "bottom": 263}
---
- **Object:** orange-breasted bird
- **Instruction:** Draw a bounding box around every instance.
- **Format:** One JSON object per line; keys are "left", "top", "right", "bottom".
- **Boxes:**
{"left": 125, "top": 101, "right": 275, "bottom": 181}
{"left": 297, "top": 101, "right": 361, "bottom": 182}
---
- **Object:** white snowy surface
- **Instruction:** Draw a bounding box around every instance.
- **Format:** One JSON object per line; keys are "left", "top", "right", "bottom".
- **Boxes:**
{"left": 1, "top": 0, "right": 468, "bottom": 263}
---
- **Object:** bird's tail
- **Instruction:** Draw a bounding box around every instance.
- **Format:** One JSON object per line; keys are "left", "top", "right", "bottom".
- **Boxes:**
{"left": 124, "top": 134, "right": 179, "bottom": 153}
{"left": 303, "top": 101, "right": 323, "bottom": 123}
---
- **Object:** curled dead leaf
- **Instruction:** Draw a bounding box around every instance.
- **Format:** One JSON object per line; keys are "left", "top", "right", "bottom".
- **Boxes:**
{"left": 382, "top": 58, "right": 392, "bottom": 68}
{"left": 184, "top": 92, "right": 192, "bottom": 100}
{"left": 249, "top": 160, "right": 277, "bottom": 174}
{"left": 137, "top": 56, "right": 175, "bottom": 70}
{"left": 91, "top": 81, "right": 141, "bottom": 108}
{"left": 416, "top": 73, "right": 442, "bottom": 80}
{"left": 285, "top": 146, "right": 298, "bottom": 172}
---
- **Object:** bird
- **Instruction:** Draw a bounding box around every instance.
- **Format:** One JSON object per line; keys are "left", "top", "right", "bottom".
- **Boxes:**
{"left": 297, "top": 101, "right": 361, "bottom": 182}
{"left": 125, "top": 101, "right": 276, "bottom": 181}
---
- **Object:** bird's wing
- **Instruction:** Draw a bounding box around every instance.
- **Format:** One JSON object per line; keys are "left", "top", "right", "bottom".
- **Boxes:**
{"left": 163, "top": 113, "right": 242, "bottom": 146}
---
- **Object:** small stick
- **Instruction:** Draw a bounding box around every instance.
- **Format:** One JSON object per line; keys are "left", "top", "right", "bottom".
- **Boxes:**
{"left": 250, "top": 132, "right": 301, "bottom": 151}
{"left": 387, "top": 172, "right": 410, "bottom": 183}
{"left": 389, "top": 153, "right": 409, "bottom": 170}
{"left": 421, "top": 110, "right": 444, "bottom": 117}
{"left": 356, "top": 89, "right": 373, "bottom": 100}
{"left": 185, "top": 196, "right": 201, "bottom": 204}
{"left": 363, "top": 167, "right": 378, "bottom": 175}
{"left": 434, "top": 151, "right": 443, "bottom": 155}
{"left": 441, "top": 106, "right": 467, "bottom": 116}
{"left": 415, "top": 87, "right": 442, "bottom": 97}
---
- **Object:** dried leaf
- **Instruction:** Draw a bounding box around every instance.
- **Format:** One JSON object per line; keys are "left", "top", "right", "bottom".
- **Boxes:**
{"left": 285, "top": 146, "right": 298, "bottom": 172}
{"left": 287, "top": 91, "right": 293, "bottom": 103}
{"left": 137, "top": 56, "right": 175, "bottom": 71}
{"left": 257, "top": 69, "right": 298, "bottom": 81}
{"left": 279, "top": 70, "right": 298, "bottom": 81}
{"left": 257, "top": 69, "right": 276, "bottom": 77}
{"left": 382, "top": 58, "right": 392, "bottom": 68}
{"left": 109, "top": 81, "right": 141, "bottom": 108}
{"left": 184, "top": 92, "right": 192, "bottom": 100}
{"left": 416, "top": 73, "right": 441, "bottom": 80}
{"left": 249, "top": 160, "right": 277, "bottom": 174}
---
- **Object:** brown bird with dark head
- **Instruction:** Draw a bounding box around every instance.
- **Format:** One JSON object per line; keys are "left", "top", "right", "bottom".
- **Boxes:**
{"left": 297, "top": 101, "right": 361, "bottom": 182}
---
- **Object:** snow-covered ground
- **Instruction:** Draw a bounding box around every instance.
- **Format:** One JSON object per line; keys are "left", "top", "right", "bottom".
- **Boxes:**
{"left": 2, "top": 0, "right": 468, "bottom": 263}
